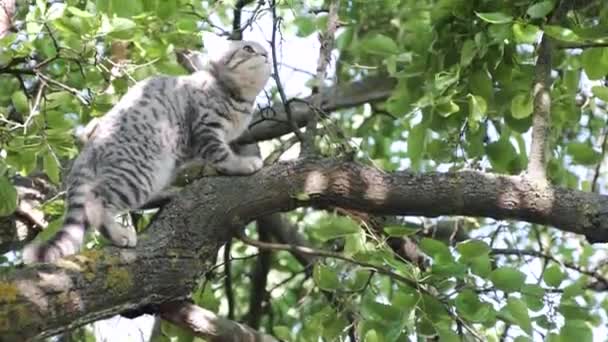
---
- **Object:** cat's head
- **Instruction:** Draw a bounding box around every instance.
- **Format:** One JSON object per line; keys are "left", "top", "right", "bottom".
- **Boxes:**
{"left": 210, "top": 40, "right": 271, "bottom": 101}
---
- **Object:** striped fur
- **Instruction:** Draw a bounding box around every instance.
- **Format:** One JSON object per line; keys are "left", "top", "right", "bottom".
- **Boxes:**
{"left": 23, "top": 40, "right": 271, "bottom": 263}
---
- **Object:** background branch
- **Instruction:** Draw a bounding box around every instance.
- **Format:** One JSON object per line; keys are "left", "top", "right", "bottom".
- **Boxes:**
{"left": 159, "top": 301, "right": 278, "bottom": 342}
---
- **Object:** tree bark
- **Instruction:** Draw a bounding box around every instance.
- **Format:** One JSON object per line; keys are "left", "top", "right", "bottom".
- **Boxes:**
{"left": 160, "top": 301, "right": 278, "bottom": 342}
{"left": 3, "top": 158, "right": 608, "bottom": 339}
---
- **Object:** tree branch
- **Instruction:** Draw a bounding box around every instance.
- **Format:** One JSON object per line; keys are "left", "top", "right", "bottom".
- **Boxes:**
{"left": 245, "top": 221, "right": 272, "bottom": 329}
{"left": 527, "top": 34, "right": 552, "bottom": 180}
{"left": 301, "top": 0, "right": 340, "bottom": 155}
{"left": 239, "top": 75, "right": 396, "bottom": 143}
{"left": 159, "top": 301, "right": 278, "bottom": 342}
{"left": 6, "top": 158, "right": 608, "bottom": 338}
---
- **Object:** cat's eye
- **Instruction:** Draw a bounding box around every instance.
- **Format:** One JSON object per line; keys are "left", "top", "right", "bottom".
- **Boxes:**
{"left": 243, "top": 45, "right": 255, "bottom": 53}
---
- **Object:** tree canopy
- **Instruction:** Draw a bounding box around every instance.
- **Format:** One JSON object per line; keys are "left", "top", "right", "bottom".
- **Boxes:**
{"left": 1, "top": 0, "right": 608, "bottom": 341}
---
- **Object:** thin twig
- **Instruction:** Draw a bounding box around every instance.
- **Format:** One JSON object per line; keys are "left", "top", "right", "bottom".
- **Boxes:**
{"left": 23, "top": 81, "right": 46, "bottom": 134}
{"left": 269, "top": 0, "right": 305, "bottom": 143}
{"left": 556, "top": 42, "right": 608, "bottom": 49}
{"left": 491, "top": 248, "right": 608, "bottom": 287}
{"left": 223, "top": 241, "right": 235, "bottom": 320}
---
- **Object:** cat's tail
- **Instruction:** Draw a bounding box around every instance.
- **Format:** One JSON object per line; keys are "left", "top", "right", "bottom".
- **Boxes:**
{"left": 23, "top": 185, "right": 97, "bottom": 264}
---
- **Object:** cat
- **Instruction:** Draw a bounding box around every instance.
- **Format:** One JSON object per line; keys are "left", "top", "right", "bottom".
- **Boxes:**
{"left": 23, "top": 40, "right": 271, "bottom": 263}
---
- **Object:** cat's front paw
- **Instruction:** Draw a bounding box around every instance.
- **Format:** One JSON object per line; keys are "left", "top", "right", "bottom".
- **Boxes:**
{"left": 219, "top": 156, "right": 263, "bottom": 175}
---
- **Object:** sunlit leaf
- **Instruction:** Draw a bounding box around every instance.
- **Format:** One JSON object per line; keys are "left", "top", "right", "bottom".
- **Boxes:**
{"left": 475, "top": 12, "right": 513, "bottom": 24}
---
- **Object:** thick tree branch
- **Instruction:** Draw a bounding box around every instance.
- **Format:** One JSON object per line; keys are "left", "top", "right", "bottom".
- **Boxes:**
{"left": 5, "top": 158, "right": 608, "bottom": 338}
{"left": 527, "top": 35, "right": 552, "bottom": 179}
{"left": 159, "top": 301, "right": 278, "bottom": 342}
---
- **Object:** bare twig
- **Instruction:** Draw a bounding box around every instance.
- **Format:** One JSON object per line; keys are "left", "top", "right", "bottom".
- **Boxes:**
{"left": 556, "top": 42, "right": 608, "bottom": 49}
{"left": 492, "top": 248, "right": 608, "bottom": 288}
{"left": 35, "top": 72, "right": 90, "bottom": 105}
{"left": 269, "top": 0, "right": 305, "bottom": 143}
{"left": 301, "top": 0, "right": 340, "bottom": 156}
{"left": 230, "top": 0, "right": 265, "bottom": 40}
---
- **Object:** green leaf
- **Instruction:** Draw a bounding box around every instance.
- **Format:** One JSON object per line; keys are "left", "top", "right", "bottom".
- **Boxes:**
{"left": 364, "top": 330, "right": 381, "bottom": 342}
{"left": 521, "top": 284, "right": 545, "bottom": 311}
{"left": 475, "top": 12, "right": 513, "bottom": 24}
{"left": 273, "top": 326, "right": 291, "bottom": 341}
{"left": 486, "top": 139, "right": 518, "bottom": 172}
{"left": 591, "top": 86, "right": 608, "bottom": 102}
{"left": 511, "top": 93, "right": 534, "bottom": 119}
{"left": 359, "top": 34, "right": 399, "bottom": 56}
{"left": 567, "top": 142, "right": 601, "bottom": 165}
{"left": 11, "top": 91, "right": 28, "bottom": 114}
{"left": 67, "top": 6, "right": 95, "bottom": 18}
{"left": 512, "top": 23, "right": 540, "bottom": 44}
{"left": 383, "top": 225, "right": 420, "bottom": 237}
{"left": 526, "top": 1, "right": 555, "bottom": 19}
{"left": 435, "top": 100, "right": 460, "bottom": 117}
{"left": 455, "top": 289, "right": 492, "bottom": 322}
{"left": 457, "top": 240, "right": 490, "bottom": 259}
{"left": 582, "top": 48, "right": 608, "bottom": 80}
{"left": 420, "top": 238, "right": 452, "bottom": 261}
{"left": 460, "top": 39, "right": 476, "bottom": 66}
{"left": 543, "top": 264, "right": 566, "bottom": 287}
{"left": 503, "top": 297, "right": 532, "bottom": 335}
{"left": 467, "top": 94, "right": 487, "bottom": 131}
{"left": 470, "top": 255, "right": 492, "bottom": 277}
{"left": 543, "top": 25, "right": 581, "bottom": 43}
{"left": 313, "top": 264, "right": 340, "bottom": 291}
{"left": 43, "top": 152, "right": 60, "bottom": 184}
{"left": 0, "top": 176, "right": 17, "bottom": 216}
{"left": 294, "top": 17, "right": 316, "bottom": 37}
{"left": 313, "top": 215, "right": 360, "bottom": 241}
{"left": 469, "top": 69, "right": 493, "bottom": 101}
{"left": 47, "top": 2, "right": 66, "bottom": 20}
{"left": 408, "top": 123, "right": 426, "bottom": 169}
{"left": 559, "top": 320, "right": 592, "bottom": 342}
{"left": 111, "top": 0, "right": 143, "bottom": 18}
{"left": 490, "top": 267, "right": 526, "bottom": 293}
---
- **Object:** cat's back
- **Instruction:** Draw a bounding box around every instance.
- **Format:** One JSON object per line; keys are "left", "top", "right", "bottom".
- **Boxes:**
{"left": 86, "top": 75, "right": 188, "bottom": 142}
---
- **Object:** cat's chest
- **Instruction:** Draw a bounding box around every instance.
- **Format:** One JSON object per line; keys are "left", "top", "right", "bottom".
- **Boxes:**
{"left": 225, "top": 112, "right": 251, "bottom": 141}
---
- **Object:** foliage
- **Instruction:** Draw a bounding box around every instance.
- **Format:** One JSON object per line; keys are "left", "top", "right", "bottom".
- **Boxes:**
{"left": 1, "top": 0, "right": 608, "bottom": 341}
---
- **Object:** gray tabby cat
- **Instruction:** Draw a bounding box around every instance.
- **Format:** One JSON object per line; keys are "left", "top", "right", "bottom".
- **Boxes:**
{"left": 23, "top": 40, "right": 271, "bottom": 263}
